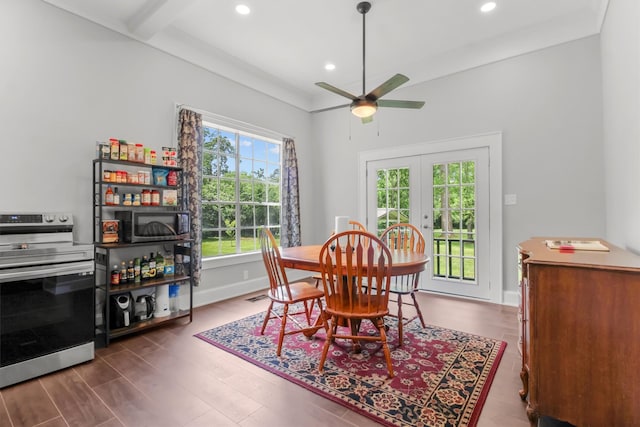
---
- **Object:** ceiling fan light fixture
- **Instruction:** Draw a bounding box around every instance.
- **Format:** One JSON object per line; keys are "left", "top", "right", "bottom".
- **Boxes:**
{"left": 480, "top": 2, "right": 497, "bottom": 13}
{"left": 351, "top": 99, "right": 377, "bottom": 118}
{"left": 235, "top": 4, "right": 251, "bottom": 15}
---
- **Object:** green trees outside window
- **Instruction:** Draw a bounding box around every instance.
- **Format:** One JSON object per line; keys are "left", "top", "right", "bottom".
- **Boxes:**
{"left": 201, "top": 125, "right": 281, "bottom": 257}
{"left": 376, "top": 162, "right": 477, "bottom": 281}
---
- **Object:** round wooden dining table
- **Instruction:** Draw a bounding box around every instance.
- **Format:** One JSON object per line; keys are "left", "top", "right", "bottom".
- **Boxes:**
{"left": 280, "top": 244, "right": 430, "bottom": 348}
{"left": 280, "top": 244, "right": 430, "bottom": 276}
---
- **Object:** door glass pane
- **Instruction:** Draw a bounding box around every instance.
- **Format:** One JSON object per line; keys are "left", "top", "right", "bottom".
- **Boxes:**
{"left": 432, "top": 161, "right": 477, "bottom": 282}
{"left": 376, "top": 167, "right": 410, "bottom": 235}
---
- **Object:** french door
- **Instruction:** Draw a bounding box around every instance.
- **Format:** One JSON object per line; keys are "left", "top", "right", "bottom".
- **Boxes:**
{"left": 365, "top": 146, "right": 492, "bottom": 300}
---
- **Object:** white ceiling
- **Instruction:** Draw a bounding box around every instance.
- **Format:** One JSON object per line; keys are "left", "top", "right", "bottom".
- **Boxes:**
{"left": 43, "top": 0, "right": 608, "bottom": 112}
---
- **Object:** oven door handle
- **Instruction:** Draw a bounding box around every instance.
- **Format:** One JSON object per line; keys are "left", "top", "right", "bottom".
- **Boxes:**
{"left": 0, "top": 260, "right": 94, "bottom": 283}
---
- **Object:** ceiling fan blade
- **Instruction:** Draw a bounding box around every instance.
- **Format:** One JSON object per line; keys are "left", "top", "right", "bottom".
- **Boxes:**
{"left": 310, "top": 103, "right": 350, "bottom": 113}
{"left": 378, "top": 99, "right": 425, "bottom": 109}
{"left": 315, "top": 82, "right": 358, "bottom": 101}
{"left": 366, "top": 74, "right": 410, "bottom": 101}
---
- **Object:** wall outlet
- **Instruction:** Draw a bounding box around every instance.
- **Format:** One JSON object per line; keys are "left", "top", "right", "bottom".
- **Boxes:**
{"left": 504, "top": 194, "right": 517, "bottom": 205}
{"left": 243, "top": 270, "right": 249, "bottom": 280}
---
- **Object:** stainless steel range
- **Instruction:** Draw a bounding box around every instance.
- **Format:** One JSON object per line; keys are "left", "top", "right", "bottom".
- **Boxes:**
{"left": 0, "top": 212, "right": 94, "bottom": 388}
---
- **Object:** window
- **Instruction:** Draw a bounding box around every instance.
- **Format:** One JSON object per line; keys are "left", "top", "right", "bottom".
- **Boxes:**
{"left": 201, "top": 122, "right": 281, "bottom": 258}
{"left": 432, "top": 160, "right": 476, "bottom": 281}
{"left": 376, "top": 167, "right": 410, "bottom": 235}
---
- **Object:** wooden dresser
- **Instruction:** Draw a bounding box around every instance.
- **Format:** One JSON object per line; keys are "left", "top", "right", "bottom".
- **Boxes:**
{"left": 518, "top": 238, "right": 640, "bottom": 427}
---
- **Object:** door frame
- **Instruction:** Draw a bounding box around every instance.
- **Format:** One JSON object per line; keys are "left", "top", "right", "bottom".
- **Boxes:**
{"left": 357, "top": 132, "right": 503, "bottom": 304}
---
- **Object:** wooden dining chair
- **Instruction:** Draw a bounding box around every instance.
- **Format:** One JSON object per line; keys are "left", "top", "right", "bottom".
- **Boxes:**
{"left": 380, "top": 223, "right": 427, "bottom": 346}
{"left": 260, "top": 228, "right": 324, "bottom": 356}
{"left": 318, "top": 230, "right": 395, "bottom": 378}
{"left": 348, "top": 220, "right": 366, "bottom": 232}
{"left": 313, "top": 220, "right": 369, "bottom": 288}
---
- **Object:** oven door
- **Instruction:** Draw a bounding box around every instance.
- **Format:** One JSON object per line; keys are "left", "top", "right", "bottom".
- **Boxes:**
{"left": 0, "top": 260, "right": 94, "bottom": 367}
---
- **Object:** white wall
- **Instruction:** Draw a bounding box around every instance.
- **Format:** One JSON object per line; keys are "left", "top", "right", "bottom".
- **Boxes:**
{"left": 600, "top": 0, "right": 640, "bottom": 252}
{"left": 311, "top": 36, "right": 605, "bottom": 300}
{"left": 0, "top": 0, "right": 312, "bottom": 304}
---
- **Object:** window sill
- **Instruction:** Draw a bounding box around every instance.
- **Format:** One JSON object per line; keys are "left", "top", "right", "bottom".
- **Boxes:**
{"left": 202, "top": 252, "right": 262, "bottom": 270}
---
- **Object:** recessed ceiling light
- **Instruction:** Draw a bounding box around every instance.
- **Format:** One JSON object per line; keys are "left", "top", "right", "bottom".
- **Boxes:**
{"left": 480, "top": 2, "right": 496, "bottom": 13}
{"left": 235, "top": 4, "right": 250, "bottom": 15}
{"left": 324, "top": 63, "right": 336, "bottom": 71}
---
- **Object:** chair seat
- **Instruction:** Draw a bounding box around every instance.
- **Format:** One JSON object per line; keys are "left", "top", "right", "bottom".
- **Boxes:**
{"left": 269, "top": 280, "right": 324, "bottom": 304}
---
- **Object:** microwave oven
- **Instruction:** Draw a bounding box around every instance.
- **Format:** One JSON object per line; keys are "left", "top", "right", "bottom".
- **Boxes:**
{"left": 114, "top": 210, "right": 190, "bottom": 243}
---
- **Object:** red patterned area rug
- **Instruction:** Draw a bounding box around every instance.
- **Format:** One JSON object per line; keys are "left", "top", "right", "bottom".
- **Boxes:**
{"left": 195, "top": 307, "right": 506, "bottom": 427}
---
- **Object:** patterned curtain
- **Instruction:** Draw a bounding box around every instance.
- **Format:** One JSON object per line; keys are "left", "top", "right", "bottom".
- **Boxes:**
{"left": 178, "top": 108, "right": 203, "bottom": 285}
{"left": 281, "top": 138, "right": 301, "bottom": 247}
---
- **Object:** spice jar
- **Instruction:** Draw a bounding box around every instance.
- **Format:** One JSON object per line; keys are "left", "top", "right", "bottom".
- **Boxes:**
{"left": 141, "top": 189, "right": 151, "bottom": 206}
{"left": 119, "top": 141, "right": 128, "bottom": 161}
{"left": 109, "top": 138, "right": 119, "bottom": 160}
{"left": 135, "top": 144, "right": 144, "bottom": 162}
{"left": 127, "top": 144, "right": 136, "bottom": 162}
{"left": 151, "top": 190, "right": 160, "bottom": 206}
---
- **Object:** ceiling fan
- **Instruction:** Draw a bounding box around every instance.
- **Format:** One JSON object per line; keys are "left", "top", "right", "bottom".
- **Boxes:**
{"left": 315, "top": 1, "right": 425, "bottom": 123}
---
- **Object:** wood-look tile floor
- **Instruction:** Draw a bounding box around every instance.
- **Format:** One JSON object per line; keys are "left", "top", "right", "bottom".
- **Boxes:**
{"left": 0, "top": 290, "right": 530, "bottom": 427}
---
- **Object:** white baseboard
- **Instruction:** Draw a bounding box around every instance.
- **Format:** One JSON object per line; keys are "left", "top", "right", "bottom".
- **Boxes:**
{"left": 502, "top": 290, "right": 519, "bottom": 307}
{"left": 192, "top": 271, "right": 316, "bottom": 308}
{"left": 192, "top": 277, "right": 267, "bottom": 308}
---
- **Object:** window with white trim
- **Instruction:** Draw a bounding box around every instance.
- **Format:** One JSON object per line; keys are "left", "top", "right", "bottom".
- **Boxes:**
{"left": 201, "top": 121, "right": 281, "bottom": 257}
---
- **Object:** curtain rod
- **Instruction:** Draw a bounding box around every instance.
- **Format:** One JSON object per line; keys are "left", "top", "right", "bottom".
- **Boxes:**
{"left": 176, "top": 103, "right": 294, "bottom": 141}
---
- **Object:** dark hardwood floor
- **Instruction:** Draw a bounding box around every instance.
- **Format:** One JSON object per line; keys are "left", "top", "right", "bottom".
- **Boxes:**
{"left": 0, "top": 290, "right": 530, "bottom": 427}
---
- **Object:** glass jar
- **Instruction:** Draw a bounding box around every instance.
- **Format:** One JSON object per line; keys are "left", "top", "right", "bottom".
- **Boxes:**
{"left": 141, "top": 189, "right": 151, "bottom": 206}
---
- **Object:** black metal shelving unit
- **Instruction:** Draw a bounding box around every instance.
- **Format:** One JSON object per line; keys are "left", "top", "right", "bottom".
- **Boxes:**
{"left": 92, "top": 158, "right": 193, "bottom": 347}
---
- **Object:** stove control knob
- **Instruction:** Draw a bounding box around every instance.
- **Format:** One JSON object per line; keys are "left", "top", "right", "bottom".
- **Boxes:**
{"left": 44, "top": 215, "right": 56, "bottom": 223}
{"left": 59, "top": 215, "right": 69, "bottom": 222}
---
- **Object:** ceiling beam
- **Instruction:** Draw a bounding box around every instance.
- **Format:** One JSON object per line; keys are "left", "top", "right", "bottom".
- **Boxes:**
{"left": 127, "top": 0, "right": 196, "bottom": 40}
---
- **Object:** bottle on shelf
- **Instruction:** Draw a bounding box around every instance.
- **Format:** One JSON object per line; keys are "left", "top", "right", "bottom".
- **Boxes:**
{"left": 155, "top": 252, "right": 164, "bottom": 279}
{"left": 134, "top": 257, "right": 141, "bottom": 283}
{"left": 127, "top": 260, "right": 135, "bottom": 282}
{"left": 119, "top": 261, "right": 127, "bottom": 284}
{"left": 175, "top": 253, "right": 184, "bottom": 276}
{"left": 148, "top": 252, "right": 156, "bottom": 279}
{"left": 111, "top": 265, "right": 120, "bottom": 285}
{"left": 105, "top": 185, "right": 114, "bottom": 206}
{"left": 169, "top": 284, "right": 180, "bottom": 313}
{"left": 113, "top": 187, "right": 120, "bottom": 205}
{"left": 141, "top": 255, "right": 150, "bottom": 280}
{"left": 164, "top": 253, "right": 175, "bottom": 276}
